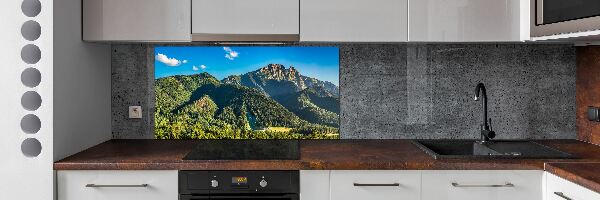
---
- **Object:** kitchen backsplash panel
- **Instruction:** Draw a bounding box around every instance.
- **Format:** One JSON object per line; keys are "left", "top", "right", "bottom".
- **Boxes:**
{"left": 154, "top": 46, "right": 340, "bottom": 139}
{"left": 112, "top": 44, "right": 576, "bottom": 139}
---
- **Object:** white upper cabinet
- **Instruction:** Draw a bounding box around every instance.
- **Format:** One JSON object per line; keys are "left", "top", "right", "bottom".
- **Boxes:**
{"left": 408, "top": 0, "right": 530, "bottom": 42}
{"left": 191, "top": 0, "right": 300, "bottom": 41}
{"left": 300, "top": 0, "right": 408, "bottom": 42}
{"left": 80, "top": 0, "right": 533, "bottom": 42}
{"left": 83, "top": 0, "right": 191, "bottom": 42}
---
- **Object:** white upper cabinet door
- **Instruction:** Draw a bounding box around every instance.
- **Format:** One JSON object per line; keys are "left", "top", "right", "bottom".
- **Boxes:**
{"left": 421, "top": 170, "right": 543, "bottom": 200}
{"left": 83, "top": 0, "right": 191, "bottom": 42}
{"left": 300, "top": 0, "right": 408, "bottom": 42}
{"left": 192, "top": 0, "right": 299, "bottom": 40}
{"left": 329, "top": 170, "right": 420, "bottom": 200}
{"left": 409, "top": 0, "right": 530, "bottom": 42}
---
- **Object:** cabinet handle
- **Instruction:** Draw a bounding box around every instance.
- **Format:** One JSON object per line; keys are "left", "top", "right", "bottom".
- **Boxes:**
{"left": 553, "top": 192, "right": 573, "bottom": 200}
{"left": 353, "top": 183, "right": 400, "bottom": 187}
{"left": 85, "top": 184, "right": 149, "bottom": 188}
{"left": 451, "top": 182, "right": 514, "bottom": 188}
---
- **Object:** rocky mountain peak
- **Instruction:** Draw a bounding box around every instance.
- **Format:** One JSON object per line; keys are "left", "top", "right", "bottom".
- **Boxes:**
{"left": 257, "top": 64, "right": 300, "bottom": 81}
{"left": 259, "top": 64, "right": 285, "bottom": 73}
{"left": 219, "top": 64, "right": 339, "bottom": 98}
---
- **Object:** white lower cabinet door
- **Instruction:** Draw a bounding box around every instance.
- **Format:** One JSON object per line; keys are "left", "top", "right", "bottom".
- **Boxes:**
{"left": 421, "top": 170, "right": 543, "bottom": 200}
{"left": 546, "top": 172, "right": 600, "bottom": 200}
{"left": 57, "top": 170, "right": 178, "bottom": 200}
{"left": 300, "top": 170, "right": 331, "bottom": 200}
{"left": 330, "top": 170, "right": 420, "bottom": 200}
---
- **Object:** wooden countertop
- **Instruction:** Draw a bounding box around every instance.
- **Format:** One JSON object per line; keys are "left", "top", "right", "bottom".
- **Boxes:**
{"left": 54, "top": 139, "right": 600, "bottom": 193}
{"left": 54, "top": 139, "right": 600, "bottom": 170}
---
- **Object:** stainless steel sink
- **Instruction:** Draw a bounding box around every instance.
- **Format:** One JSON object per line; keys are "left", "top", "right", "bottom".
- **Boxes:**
{"left": 411, "top": 140, "right": 577, "bottom": 159}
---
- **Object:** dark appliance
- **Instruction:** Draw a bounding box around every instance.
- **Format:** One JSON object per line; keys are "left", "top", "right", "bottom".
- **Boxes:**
{"left": 179, "top": 171, "right": 299, "bottom": 200}
{"left": 533, "top": 0, "right": 600, "bottom": 37}
{"left": 183, "top": 140, "right": 300, "bottom": 160}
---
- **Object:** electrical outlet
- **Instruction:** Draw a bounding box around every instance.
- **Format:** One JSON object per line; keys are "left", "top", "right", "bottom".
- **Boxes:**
{"left": 588, "top": 106, "right": 600, "bottom": 122}
{"left": 129, "top": 106, "right": 142, "bottom": 119}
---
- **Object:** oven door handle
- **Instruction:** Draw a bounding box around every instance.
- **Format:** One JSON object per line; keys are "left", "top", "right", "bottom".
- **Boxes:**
{"left": 179, "top": 195, "right": 209, "bottom": 200}
{"left": 180, "top": 194, "right": 298, "bottom": 200}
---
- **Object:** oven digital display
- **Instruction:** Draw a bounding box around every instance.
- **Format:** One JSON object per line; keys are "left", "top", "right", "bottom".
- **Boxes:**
{"left": 232, "top": 177, "right": 248, "bottom": 185}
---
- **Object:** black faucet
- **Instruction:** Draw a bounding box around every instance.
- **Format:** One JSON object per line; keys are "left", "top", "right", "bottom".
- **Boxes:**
{"left": 474, "top": 83, "right": 495, "bottom": 143}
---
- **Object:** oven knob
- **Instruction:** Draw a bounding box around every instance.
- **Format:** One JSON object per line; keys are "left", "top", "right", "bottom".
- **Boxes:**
{"left": 210, "top": 179, "right": 219, "bottom": 188}
{"left": 259, "top": 179, "right": 268, "bottom": 188}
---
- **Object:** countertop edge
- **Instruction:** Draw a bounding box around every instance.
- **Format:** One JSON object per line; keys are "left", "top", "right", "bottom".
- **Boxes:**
{"left": 53, "top": 161, "right": 544, "bottom": 171}
{"left": 545, "top": 162, "right": 600, "bottom": 194}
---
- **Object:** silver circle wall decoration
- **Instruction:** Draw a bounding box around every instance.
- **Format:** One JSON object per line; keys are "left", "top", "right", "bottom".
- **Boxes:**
{"left": 21, "top": 68, "right": 41, "bottom": 87}
{"left": 21, "top": 0, "right": 43, "bottom": 158}
{"left": 21, "top": 114, "right": 41, "bottom": 134}
{"left": 21, "top": 44, "right": 41, "bottom": 64}
{"left": 21, "top": 138, "right": 42, "bottom": 157}
{"left": 21, "top": 91, "right": 42, "bottom": 111}
{"left": 21, "top": 0, "right": 41, "bottom": 17}
{"left": 21, "top": 20, "right": 41, "bottom": 41}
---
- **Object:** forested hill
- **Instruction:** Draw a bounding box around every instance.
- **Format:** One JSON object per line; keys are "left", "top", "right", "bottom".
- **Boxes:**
{"left": 154, "top": 64, "right": 340, "bottom": 139}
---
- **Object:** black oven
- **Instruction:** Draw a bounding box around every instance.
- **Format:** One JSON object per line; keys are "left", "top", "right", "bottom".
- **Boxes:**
{"left": 179, "top": 171, "right": 299, "bottom": 200}
{"left": 180, "top": 194, "right": 298, "bottom": 200}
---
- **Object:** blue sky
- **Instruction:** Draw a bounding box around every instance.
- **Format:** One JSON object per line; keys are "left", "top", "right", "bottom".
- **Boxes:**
{"left": 154, "top": 46, "right": 340, "bottom": 86}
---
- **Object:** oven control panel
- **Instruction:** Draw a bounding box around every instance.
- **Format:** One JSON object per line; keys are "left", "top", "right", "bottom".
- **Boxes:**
{"left": 231, "top": 176, "right": 249, "bottom": 188}
{"left": 179, "top": 171, "right": 299, "bottom": 194}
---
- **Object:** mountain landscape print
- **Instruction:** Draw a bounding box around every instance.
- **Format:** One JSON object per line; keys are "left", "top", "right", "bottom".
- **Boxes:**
{"left": 154, "top": 46, "right": 340, "bottom": 139}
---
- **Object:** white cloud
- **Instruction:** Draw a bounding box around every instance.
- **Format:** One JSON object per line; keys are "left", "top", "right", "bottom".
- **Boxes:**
{"left": 155, "top": 53, "right": 184, "bottom": 66}
{"left": 192, "top": 65, "right": 207, "bottom": 71}
{"left": 223, "top": 47, "right": 239, "bottom": 60}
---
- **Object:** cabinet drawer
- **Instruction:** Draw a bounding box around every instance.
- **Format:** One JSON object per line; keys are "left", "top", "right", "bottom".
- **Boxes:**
{"left": 57, "top": 170, "right": 178, "bottom": 200}
{"left": 330, "top": 170, "right": 420, "bottom": 200}
{"left": 422, "top": 170, "right": 543, "bottom": 200}
{"left": 546, "top": 172, "right": 600, "bottom": 200}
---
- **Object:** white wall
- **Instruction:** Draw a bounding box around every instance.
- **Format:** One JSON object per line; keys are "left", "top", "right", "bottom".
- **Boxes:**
{"left": 0, "top": 0, "right": 54, "bottom": 199}
{"left": 53, "top": 0, "right": 112, "bottom": 161}
{"left": 0, "top": 0, "right": 110, "bottom": 198}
